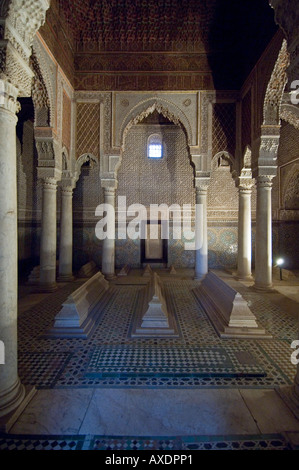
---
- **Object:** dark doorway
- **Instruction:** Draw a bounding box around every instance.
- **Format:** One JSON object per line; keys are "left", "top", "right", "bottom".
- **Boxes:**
{"left": 140, "top": 220, "right": 168, "bottom": 266}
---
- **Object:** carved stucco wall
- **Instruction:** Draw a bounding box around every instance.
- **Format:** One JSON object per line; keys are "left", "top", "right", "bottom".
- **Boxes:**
{"left": 273, "top": 121, "right": 299, "bottom": 217}
{"left": 117, "top": 123, "right": 195, "bottom": 207}
{"left": 272, "top": 120, "right": 299, "bottom": 269}
{"left": 14, "top": 99, "right": 254, "bottom": 272}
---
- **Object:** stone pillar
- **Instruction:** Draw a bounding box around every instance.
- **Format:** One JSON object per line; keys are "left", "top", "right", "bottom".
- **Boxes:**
{"left": 254, "top": 175, "right": 273, "bottom": 290}
{"left": 194, "top": 184, "right": 209, "bottom": 280}
{"left": 237, "top": 186, "right": 253, "bottom": 280}
{"left": 39, "top": 177, "right": 58, "bottom": 291}
{"left": 58, "top": 185, "right": 75, "bottom": 281}
{"left": 102, "top": 187, "right": 116, "bottom": 279}
{"left": 0, "top": 0, "right": 50, "bottom": 429}
{"left": 0, "top": 80, "right": 26, "bottom": 422}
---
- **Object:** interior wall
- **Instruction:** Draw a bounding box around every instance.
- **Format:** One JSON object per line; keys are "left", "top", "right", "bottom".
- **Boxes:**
{"left": 15, "top": 98, "right": 299, "bottom": 279}
{"left": 116, "top": 121, "right": 195, "bottom": 268}
{"left": 73, "top": 163, "right": 104, "bottom": 270}
{"left": 272, "top": 121, "right": 299, "bottom": 269}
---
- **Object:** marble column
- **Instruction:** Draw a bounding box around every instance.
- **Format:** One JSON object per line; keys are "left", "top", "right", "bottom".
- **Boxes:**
{"left": 194, "top": 185, "right": 209, "bottom": 280}
{"left": 237, "top": 186, "right": 253, "bottom": 280}
{"left": 102, "top": 187, "right": 116, "bottom": 279}
{"left": 254, "top": 175, "right": 273, "bottom": 290}
{"left": 58, "top": 185, "right": 74, "bottom": 281}
{"left": 0, "top": 80, "right": 26, "bottom": 420}
{"left": 39, "top": 178, "right": 58, "bottom": 291}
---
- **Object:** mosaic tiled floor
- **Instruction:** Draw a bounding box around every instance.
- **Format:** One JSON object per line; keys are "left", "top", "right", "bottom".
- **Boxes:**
{"left": 85, "top": 345, "right": 265, "bottom": 378}
{"left": 17, "top": 273, "right": 298, "bottom": 389}
{"left": 0, "top": 433, "right": 296, "bottom": 451}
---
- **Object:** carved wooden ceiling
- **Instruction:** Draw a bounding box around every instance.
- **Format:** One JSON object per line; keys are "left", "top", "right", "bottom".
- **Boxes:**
{"left": 41, "top": 0, "right": 279, "bottom": 90}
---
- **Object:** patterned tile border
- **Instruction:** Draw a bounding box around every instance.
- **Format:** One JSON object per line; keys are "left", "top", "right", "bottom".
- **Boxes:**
{"left": 0, "top": 433, "right": 294, "bottom": 451}
{"left": 0, "top": 434, "right": 85, "bottom": 451}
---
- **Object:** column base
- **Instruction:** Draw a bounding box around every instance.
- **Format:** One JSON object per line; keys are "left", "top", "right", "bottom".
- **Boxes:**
{"left": 236, "top": 273, "right": 254, "bottom": 282}
{"left": 37, "top": 282, "right": 58, "bottom": 293}
{"left": 57, "top": 274, "right": 75, "bottom": 283}
{"left": 252, "top": 283, "right": 275, "bottom": 293}
{"left": 276, "top": 386, "right": 299, "bottom": 421}
{"left": 194, "top": 272, "right": 207, "bottom": 281}
{"left": 0, "top": 385, "right": 36, "bottom": 433}
{"left": 104, "top": 273, "right": 117, "bottom": 281}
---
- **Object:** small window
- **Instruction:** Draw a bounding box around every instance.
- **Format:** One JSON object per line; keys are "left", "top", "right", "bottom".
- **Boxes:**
{"left": 147, "top": 134, "right": 163, "bottom": 159}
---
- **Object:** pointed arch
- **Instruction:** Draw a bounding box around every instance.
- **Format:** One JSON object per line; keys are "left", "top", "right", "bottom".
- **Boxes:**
{"left": 212, "top": 151, "right": 235, "bottom": 175}
{"left": 119, "top": 98, "right": 193, "bottom": 151}
{"left": 75, "top": 153, "right": 98, "bottom": 181}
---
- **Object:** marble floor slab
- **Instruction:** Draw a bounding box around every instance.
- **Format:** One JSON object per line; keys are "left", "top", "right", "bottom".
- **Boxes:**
{"left": 239, "top": 389, "right": 299, "bottom": 434}
{"left": 10, "top": 389, "right": 94, "bottom": 435}
{"left": 79, "top": 388, "right": 260, "bottom": 436}
{"left": 13, "top": 387, "right": 299, "bottom": 438}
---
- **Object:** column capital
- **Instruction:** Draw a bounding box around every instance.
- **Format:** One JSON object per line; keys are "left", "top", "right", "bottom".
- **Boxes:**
{"left": 60, "top": 185, "right": 74, "bottom": 196}
{"left": 41, "top": 177, "right": 58, "bottom": 190}
{"left": 195, "top": 176, "right": 210, "bottom": 194}
{"left": 236, "top": 178, "right": 254, "bottom": 192}
{"left": 37, "top": 167, "right": 61, "bottom": 183}
{"left": 0, "top": 78, "right": 20, "bottom": 115}
{"left": 60, "top": 172, "right": 76, "bottom": 192}
{"left": 255, "top": 175, "right": 274, "bottom": 188}
{"left": 103, "top": 187, "right": 116, "bottom": 198}
{"left": 35, "top": 129, "right": 62, "bottom": 182}
{"left": 101, "top": 175, "right": 118, "bottom": 191}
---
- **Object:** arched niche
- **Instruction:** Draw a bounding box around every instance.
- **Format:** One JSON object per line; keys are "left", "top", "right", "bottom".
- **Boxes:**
{"left": 212, "top": 151, "right": 235, "bottom": 174}
{"left": 76, "top": 153, "right": 98, "bottom": 179}
{"left": 208, "top": 151, "right": 239, "bottom": 213}
{"left": 117, "top": 110, "right": 196, "bottom": 208}
{"left": 119, "top": 98, "right": 193, "bottom": 150}
{"left": 107, "top": 97, "right": 197, "bottom": 183}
